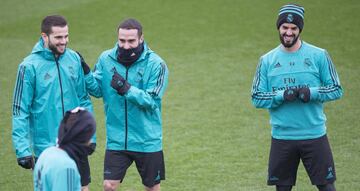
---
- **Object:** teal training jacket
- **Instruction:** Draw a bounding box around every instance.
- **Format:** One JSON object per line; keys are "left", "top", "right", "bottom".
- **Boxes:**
{"left": 34, "top": 147, "right": 81, "bottom": 191}
{"left": 251, "top": 41, "right": 343, "bottom": 140}
{"left": 85, "top": 42, "right": 168, "bottom": 152}
{"left": 12, "top": 38, "right": 94, "bottom": 158}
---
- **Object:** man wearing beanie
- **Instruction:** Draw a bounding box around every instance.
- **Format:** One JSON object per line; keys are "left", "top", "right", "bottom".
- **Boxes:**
{"left": 251, "top": 3, "right": 342, "bottom": 191}
{"left": 33, "top": 107, "right": 96, "bottom": 191}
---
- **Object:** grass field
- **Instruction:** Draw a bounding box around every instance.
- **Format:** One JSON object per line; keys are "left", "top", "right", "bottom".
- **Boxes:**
{"left": 1, "top": 0, "right": 360, "bottom": 190}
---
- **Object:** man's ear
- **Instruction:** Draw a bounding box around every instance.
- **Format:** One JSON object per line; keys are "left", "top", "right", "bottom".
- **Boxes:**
{"left": 41, "top": 32, "right": 47, "bottom": 40}
{"left": 41, "top": 32, "right": 48, "bottom": 46}
{"left": 139, "top": 34, "right": 144, "bottom": 43}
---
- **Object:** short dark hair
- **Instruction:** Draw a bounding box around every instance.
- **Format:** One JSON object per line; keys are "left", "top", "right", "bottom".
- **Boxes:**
{"left": 117, "top": 18, "right": 143, "bottom": 37}
{"left": 41, "top": 15, "right": 67, "bottom": 35}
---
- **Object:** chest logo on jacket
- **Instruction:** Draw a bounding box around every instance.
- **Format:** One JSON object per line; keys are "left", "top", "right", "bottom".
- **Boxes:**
{"left": 111, "top": 67, "right": 117, "bottom": 74}
{"left": 274, "top": 62, "right": 282, "bottom": 68}
{"left": 304, "top": 58, "right": 312, "bottom": 67}
{"left": 44, "top": 73, "right": 52, "bottom": 80}
{"left": 68, "top": 66, "right": 76, "bottom": 82}
{"left": 68, "top": 66, "right": 75, "bottom": 75}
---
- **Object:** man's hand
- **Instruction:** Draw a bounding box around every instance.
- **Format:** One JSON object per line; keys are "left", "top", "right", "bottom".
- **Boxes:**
{"left": 17, "top": 156, "right": 34, "bottom": 169}
{"left": 283, "top": 89, "right": 298, "bottom": 102}
{"left": 298, "top": 87, "right": 310, "bottom": 103}
{"left": 110, "top": 71, "right": 130, "bottom": 96}
{"left": 76, "top": 51, "right": 91, "bottom": 75}
{"left": 88, "top": 143, "right": 96, "bottom": 155}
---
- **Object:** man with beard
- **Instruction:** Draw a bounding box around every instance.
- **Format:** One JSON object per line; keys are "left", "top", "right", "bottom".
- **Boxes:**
{"left": 251, "top": 4, "right": 342, "bottom": 191}
{"left": 33, "top": 107, "right": 96, "bottom": 191}
{"left": 79, "top": 18, "right": 168, "bottom": 191}
{"left": 12, "top": 15, "right": 95, "bottom": 191}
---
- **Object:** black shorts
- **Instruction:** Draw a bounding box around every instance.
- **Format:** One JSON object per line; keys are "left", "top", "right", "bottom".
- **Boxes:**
{"left": 78, "top": 156, "right": 91, "bottom": 186}
{"left": 268, "top": 135, "right": 336, "bottom": 186}
{"left": 104, "top": 150, "right": 165, "bottom": 187}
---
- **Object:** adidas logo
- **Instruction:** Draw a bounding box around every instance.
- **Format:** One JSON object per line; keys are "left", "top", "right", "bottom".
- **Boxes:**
{"left": 275, "top": 62, "right": 282, "bottom": 68}
{"left": 326, "top": 171, "right": 334, "bottom": 179}
{"left": 44, "top": 73, "right": 51, "bottom": 80}
{"left": 326, "top": 167, "right": 334, "bottom": 179}
{"left": 111, "top": 67, "right": 117, "bottom": 73}
{"left": 154, "top": 170, "right": 161, "bottom": 181}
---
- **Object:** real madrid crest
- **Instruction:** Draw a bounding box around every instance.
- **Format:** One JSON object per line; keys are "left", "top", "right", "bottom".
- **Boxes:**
{"left": 286, "top": 14, "right": 294, "bottom": 22}
{"left": 304, "top": 58, "right": 312, "bottom": 67}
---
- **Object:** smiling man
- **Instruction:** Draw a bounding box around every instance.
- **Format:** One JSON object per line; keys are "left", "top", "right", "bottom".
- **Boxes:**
{"left": 251, "top": 4, "right": 343, "bottom": 191}
{"left": 12, "top": 15, "right": 95, "bottom": 191}
{"left": 80, "top": 18, "right": 168, "bottom": 191}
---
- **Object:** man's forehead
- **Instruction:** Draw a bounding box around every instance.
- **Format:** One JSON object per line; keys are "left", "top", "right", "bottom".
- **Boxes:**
{"left": 49, "top": 25, "right": 68, "bottom": 36}
{"left": 281, "top": 23, "right": 298, "bottom": 28}
{"left": 118, "top": 28, "right": 139, "bottom": 38}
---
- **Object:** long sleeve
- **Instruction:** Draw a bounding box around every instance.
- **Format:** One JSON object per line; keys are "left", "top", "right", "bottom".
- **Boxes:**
{"left": 76, "top": 64, "right": 96, "bottom": 143}
{"left": 12, "top": 64, "right": 34, "bottom": 158}
{"left": 77, "top": 64, "right": 94, "bottom": 112}
{"left": 125, "top": 62, "right": 169, "bottom": 110}
{"left": 251, "top": 58, "right": 283, "bottom": 109}
{"left": 309, "top": 51, "right": 343, "bottom": 102}
{"left": 84, "top": 61, "right": 103, "bottom": 98}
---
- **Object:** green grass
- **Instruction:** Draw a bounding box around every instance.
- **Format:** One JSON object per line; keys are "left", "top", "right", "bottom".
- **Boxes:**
{"left": 1, "top": 0, "right": 360, "bottom": 190}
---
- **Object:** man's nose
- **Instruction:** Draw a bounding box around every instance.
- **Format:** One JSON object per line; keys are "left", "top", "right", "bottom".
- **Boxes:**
{"left": 123, "top": 42, "right": 131, "bottom": 49}
{"left": 59, "top": 37, "right": 67, "bottom": 44}
{"left": 285, "top": 29, "right": 293, "bottom": 35}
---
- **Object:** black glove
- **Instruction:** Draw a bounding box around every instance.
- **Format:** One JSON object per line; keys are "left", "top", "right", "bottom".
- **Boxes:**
{"left": 88, "top": 143, "right": 96, "bottom": 155}
{"left": 76, "top": 51, "right": 90, "bottom": 75}
{"left": 298, "top": 87, "right": 310, "bottom": 103}
{"left": 283, "top": 89, "right": 298, "bottom": 102}
{"left": 111, "top": 71, "right": 131, "bottom": 96}
{"left": 17, "top": 156, "right": 34, "bottom": 169}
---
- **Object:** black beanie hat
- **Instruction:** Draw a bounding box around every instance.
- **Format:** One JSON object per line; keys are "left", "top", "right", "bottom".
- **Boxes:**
{"left": 276, "top": 4, "right": 305, "bottom": 31}
{"left": 58, "top": 107, "right": 96, "bottom": 145}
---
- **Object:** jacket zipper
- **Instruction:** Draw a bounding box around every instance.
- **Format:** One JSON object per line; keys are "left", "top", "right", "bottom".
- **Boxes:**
{"left": 124, "top": 67, "right": 129, "bottom": 150}
{"left": 55, "top": 56, "right": 65, "bottom": 116}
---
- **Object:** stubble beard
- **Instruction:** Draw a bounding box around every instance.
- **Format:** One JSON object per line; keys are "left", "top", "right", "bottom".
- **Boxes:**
{"left": 279, "top": 33, "right": 299, "bottom": 48}
{"left": 48, "top": 40, "right": 66, "bottom": 56}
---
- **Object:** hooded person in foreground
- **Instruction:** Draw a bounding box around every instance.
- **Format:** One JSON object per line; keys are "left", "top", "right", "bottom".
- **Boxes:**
{"left": 33, "top": 107, "right": 96, "bottom": 191}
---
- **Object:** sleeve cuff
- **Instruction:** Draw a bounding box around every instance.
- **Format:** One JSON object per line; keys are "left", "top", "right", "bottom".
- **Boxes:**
{"left": 274, "top": 90, "right": 285, "bottom": 103}
{"left": 310, "top": 87, "right": 319, "bottom": 101}
{"left": 124, "top": 85, "right": 136, "bottom": 97}
{"left": 17, "top": 149, "right": 32, "bottom": 158}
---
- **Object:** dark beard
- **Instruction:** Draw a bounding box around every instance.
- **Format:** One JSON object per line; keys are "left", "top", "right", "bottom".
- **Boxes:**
{"left": 48, "top": 42, "right": 65, "bottom": 56}
{"left": 279, "top": 33, "right": 299, "bottom": 48}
